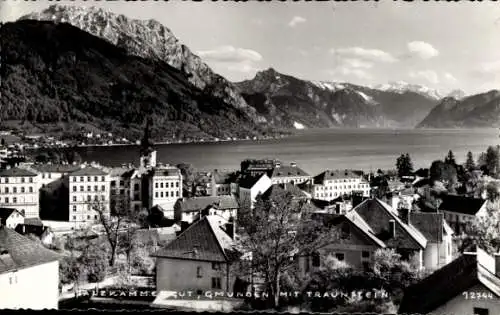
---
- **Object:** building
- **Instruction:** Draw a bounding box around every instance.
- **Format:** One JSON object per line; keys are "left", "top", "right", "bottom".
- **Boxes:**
{"left": 68, "top": 166, "right": 111, "bottom": 229}
{"left": 0, "top": 167, "right": 40, "bottom": 218}
{"left": 0, "top": 224, "right": 61, "bottom": 309}
{"left": 15, "top": 218, "right": 55, "bottom": 247}
{"left": 399, "top": 248, "right": 500, "bottom": 315}
{"left": 240, "top": 159, "right": 311, "bottom": 185}
{"left": 28, "top": 163, "right": 82, "bottom": 188}
{"left": 261, "top": 183, "right": 310, "bottom": 204}
{"left": 152, "top": 215, "right": 240, "bottom": 294}
{"left": 209, "top": 170, "right": 237, "bottom": 196}
{"left": 438, "top": 194, "right": 488, "bottom": 235}
{"left": 106, "top": 166, "right": 143, "bottom": 214}
{"left": 301, "top": 199, "right": 453, "bottom": 273}
{"left": 312, "top": 169, "right": 370, "bottom": 201}
{"left": 0, "top": 208, "right": 24, "bottom": 229}
{"left": 146, "top": 165, "right": 183, "bottom": 218}
{"left": 174, "top": 195, "right": 239, "bottom": 224}
{"left": 237, "top": 173, "right": 272, "bottom": 212}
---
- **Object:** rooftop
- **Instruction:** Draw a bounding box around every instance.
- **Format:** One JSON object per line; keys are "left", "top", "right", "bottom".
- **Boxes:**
{"left": 0, "top": 167, "right": 38, "bottom": 177}
{"left": 177, "top": 196, "right": 239, "bottom": 213}
{"left": 70, "top": 166, "right": 108, "bottom": 176}
{"left": 439, "top": 194, "right": 486, "bottom": 215}
{"left": 238, "top": 173, "right": 268, "bottom": 189}
{"left": 0, "top": 208, "right": 21, "bottom": 221}
{"left": 270, "top": 164, "right": 310, "bottom": 178}
{"left": 30, "top": 164, "right": 82, "bottom": 174}
{"left": 313, "top": 169, "right": 363, "bottom": 183}
{"left": 0, "top": 226, "right": 60, "bottom": 274}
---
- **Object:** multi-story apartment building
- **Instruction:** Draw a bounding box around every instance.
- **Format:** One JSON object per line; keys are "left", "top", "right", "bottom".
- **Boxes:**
{"left": 29, "top": 164, "right": 81, "bottom": 188}
{"left": 145, "top": 165, "right": 182, "bottom": 218}
{"left": 312, "top": 169, "right": 370, "bottom": 201}
{"left": 240, "top": 159, "right": 311, "bottom": 185}
{"left": 106, "top": 166, "right": 144, "bottom": 214}
{"left": 0, "top": 168, "right": 40, "bottom": 218}
{"left": 68, "top": 166, "right": 110, "bottom": 229}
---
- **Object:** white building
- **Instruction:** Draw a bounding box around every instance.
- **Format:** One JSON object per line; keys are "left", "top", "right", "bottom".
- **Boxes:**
{"left": 68, "top": 166, "right": 111, "bottom": 229}
{"left": 174, "top": 195, "right": 239, "bottom": 224}
{"left": 28, "top": 164, "right": 82, "bottom": 188}
{"left": 237, "top": 173, "right": 272, "bottom": 211}
{"left": 268, "top": 162, "right": 311, "bottom": 185}
{"left": 0, "top": 168, "right": 40, "bottom": 218}
{"left": 0, "top": 208, "right": 25, "bottom": 229}
{"left": 0, "top": 224, "right": 60, "bottom": 309}
{"left": 147, "top": 165, "right": 182, "bottom": 218}
{"left": 312, "top": 169, "right": 370, "bottom": 200}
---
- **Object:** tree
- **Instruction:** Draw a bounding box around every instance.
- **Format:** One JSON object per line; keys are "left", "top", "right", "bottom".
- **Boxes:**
{"left": 235, "top": 189, "right": 338, "bottom": 309}
{"left": 478, "top": 152, "right": 488, "bottom": 168}
{"left": 465, "top": 151, "right": 476, "bottom": 172}
{"left": 80, "top": 243, "right": 109, "bottom": 283}
{"left": 444, "top": 150, "right": 457, "bottom": 167}
{"left": 429, "top": 160, "right": 458, "bottom": 193}
{"left": 485, "top": 182, "right": 500, "bottom": 202}
{"left": 65, "top": 149, "right": 82, "bottom": 165}
{"left": 396, "top": 153, "right": 414, "bottom": 178}
{"left": 485, "top": 146, "right": 500, "bottom": 178}
{"left": 459, "top": 205, "right": 500, "bottom": 255}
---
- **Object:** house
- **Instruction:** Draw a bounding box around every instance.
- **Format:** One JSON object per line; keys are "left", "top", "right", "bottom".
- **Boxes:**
{"left": 152, "top": 215, "right": 240, "bottom": 294}
{"left": 15, "top": 218, "right": 55, "bottom": 247}
{"left": 174, "top": 195, "right": 239, "bottom": 224}
{"left": 0, "top": 208, "right": 24, "bottom": 229}
{"left": 237, "top": 173, "right": 272, "bottom": 212}
{"left": 106, "top": 166, "right": 142, "bottom": 214}
{"left": 438, "top": 194, "right": 488, "bottom": 235}
{"left": 145, "top": 165, "right": 183, "bottom": 218}
{"left": 398, "top": 247, "right": 500, "bottom": 315}
{"left": 309, "top": 197, "right": 353, "bottom": 215}
{"left": 0, "top": 224, "right": 61, "bottom": 309}
{"left": 302, "top": 199, "right": 453, "bottom": 273}
{"left": 0, "top": 167, "right": 40, "bottom": 218}
{"left": 312, "top": 169, "right": 370, "bottom": 201}
{"left": 209, "top": 170, "right": 237, "bottom": 196}
{"left": 68, "top": 166, "right": 111, "bottom": 229}
{"left": 261, "top": 183, "right": 310, "bottom": 204}
{"left": 240, "top": 159, "right": 311, "bottom": 185}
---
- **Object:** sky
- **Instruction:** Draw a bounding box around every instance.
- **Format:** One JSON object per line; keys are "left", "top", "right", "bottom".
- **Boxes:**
{"left": 1, "top": 0, "right": 499, "bottom": 95}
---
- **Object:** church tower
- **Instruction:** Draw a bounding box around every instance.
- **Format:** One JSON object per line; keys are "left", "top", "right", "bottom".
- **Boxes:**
{"left": 139, "top": 117, "right": 157, "bottom": 168}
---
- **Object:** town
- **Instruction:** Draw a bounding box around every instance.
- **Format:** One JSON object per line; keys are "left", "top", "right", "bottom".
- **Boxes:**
{"left": 1, "top": 124, "right": 499, "bottom": 314}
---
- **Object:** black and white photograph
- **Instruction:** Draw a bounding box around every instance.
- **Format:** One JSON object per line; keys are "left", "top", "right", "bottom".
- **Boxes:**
{"left": 0, "top": 0, "right": 499, "bottom": 313}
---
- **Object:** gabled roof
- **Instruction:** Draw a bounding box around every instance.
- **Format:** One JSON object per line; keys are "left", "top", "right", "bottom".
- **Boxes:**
{"left": 351, "top": 199, "right": 427, "bottom": 250}
{"left": 0, "top": 226, "right": 60, "bottom": 274}
{"left": 410, "top": 212, "right": 445, "bottom": 243}
{"left": 177, "top": 196, "right": 239, "bottom": 213}
{"left": 0, "top": 167, "right": 38, "bottom": 177}
{"left": 239, "top": 173, "right": 268, "bottom": 189}
{"left": 313, "top": 169, "right": 362, "bottom": 183}
{"left": 262, "top": 183, "right": 308, "bottom": 200}
{"left": 30, "top": 164, "right": 81, "bottom": 174}
{"left": 24, "top": 217, "right": 43, "bottom": 227}
{"left": 399, "top": 248, "right": 500, "bottom": 314}
{"left": 152, "top": 215, "right": 236, "bottom": 263}
{"left": 343, "top": 211, "right": 387, "bottom": 248}
{"left": 70, "top": 166, "right": 108, "bottom": 176}
{"left": 439, "top": 194, "right": 486, "bottom": 216}
{"left": 0, "top": 208, "right": 21, "bottom": 221}
{"left": 105, "top": 167, "right": 136, "bottom": 178}
{"left": 270, "top": 165, "right": 310, "bottom": 178}
{"left": 152, "top": 166, "right": 181, "bottom": 177}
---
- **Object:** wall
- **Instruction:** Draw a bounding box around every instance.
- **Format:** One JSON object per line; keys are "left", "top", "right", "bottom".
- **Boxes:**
{"left": 430, "top": 283, "right": 500, "bottom": 315}
{"left": 0, "top": 260, "right": 59, "bottom": 310}
{"left": 156, "top": 258, "right": 233, "bottom": 293}
{"left": 0, "top": 175, "right": 40, "bottom": 218}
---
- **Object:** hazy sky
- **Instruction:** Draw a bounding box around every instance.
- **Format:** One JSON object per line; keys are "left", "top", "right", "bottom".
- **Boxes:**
{"left": 1, "top": 0, "right": 499, "bottom": 95}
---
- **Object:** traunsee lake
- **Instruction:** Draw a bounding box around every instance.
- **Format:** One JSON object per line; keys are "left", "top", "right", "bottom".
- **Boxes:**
{"left": 74, "top": 128, "right": 499, "bottom": 176}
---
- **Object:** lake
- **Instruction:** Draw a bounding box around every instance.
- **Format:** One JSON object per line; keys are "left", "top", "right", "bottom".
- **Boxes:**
{"left": 73, "top": 128, "right": 499, "bottom": 176}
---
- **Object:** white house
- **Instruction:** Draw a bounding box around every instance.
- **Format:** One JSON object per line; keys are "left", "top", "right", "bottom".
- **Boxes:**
{"left": 0, "top": 208, "right": 24, "bottom": 230}
{"left": 399, "top": 247, "right": 500, "bottom": 315}
{"left": 147, "top": 165, "right": 182, "bottom": 218}
{"left": 0, "top": 167, "right": 40, "bottom": 218}
{"left": 237, "top": 173, "right": 272, "bottom": 212}
{"left": 174, "top": 195, "right": 239, "bottom": 224}
{"left": 0, "top": 224, "right": 61, "bottom": 309}
{"left": 312, "top": 169, "right": 370, "bottom": 201}
{"left": 438, "top": 194, "right": 488, "bottom": 235}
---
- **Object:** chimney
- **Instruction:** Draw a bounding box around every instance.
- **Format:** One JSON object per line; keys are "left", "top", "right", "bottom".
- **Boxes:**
{"left": 495, "top": 253, "right": 500, "bottom": 277}
{"left": 389, "top": 219, "right": 396, "bottom": 238}
{"left": 398, "top": 207, "right": 410, "bottom": 225}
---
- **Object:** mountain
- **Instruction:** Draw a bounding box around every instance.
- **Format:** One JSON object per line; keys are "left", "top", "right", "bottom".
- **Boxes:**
{"left": 0, "top": 20, "right": 267, "bottom": 142}
{"left": 20, "top": 4, "right": 259, "bottom": 122}
{"left": 446, "top": 89, "right": 467, "bottom": 100}
{"left": 417, "top": 90, "right": 500, "bottom": 128}
{"left": 235, "top": 69, "right": 440, "bottom": 128}
{"left": 374, "top": 81, "right": 443, "bottom": 100}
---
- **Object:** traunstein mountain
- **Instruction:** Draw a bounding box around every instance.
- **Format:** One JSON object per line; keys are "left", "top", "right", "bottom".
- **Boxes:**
{"left": 21, "top": 4, "right": 259, "bottom": 121}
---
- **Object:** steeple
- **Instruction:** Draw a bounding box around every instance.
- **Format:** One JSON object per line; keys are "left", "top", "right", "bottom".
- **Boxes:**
{"left": 139, "top": 117, "right": 156, "bottom": 168}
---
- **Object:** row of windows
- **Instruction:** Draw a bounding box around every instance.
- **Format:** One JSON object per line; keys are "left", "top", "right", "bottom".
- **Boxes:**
{"left": 0, "top": 177, "right": 34, "bottom": 184}
{"left": 72, "top": 195, "right": 106, "bottom": 202}
{"left": 317, "top": 184, "right": 369, "bottom": 190}
{"left": 154, "top": 191, "right": 179, "bottom": 198}
{"left": 0, "top": 186, "right": 34, "bottom": 194}
{"left": 72, "top": 204, "right": 107, "bottom": 212}
{"left": 315, "top": 190, "right": 368, "bottom": 198}
{"left": 326, "top": 178, "right": 359, "bottom": 184}
{"left": 72, "top": 176, "right": 106, "bottom": 182}
{"left": 72, "top": 185, "right": 107, "bottom": 192}
{"left": 155, "top": 181, "right": 179, "bottom": 189}
{"left": 72, "top": 215, "right": 99, "bottom": 221}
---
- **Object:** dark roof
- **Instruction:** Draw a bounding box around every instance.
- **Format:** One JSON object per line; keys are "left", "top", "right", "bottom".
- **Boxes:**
{"left": 152, "top": 216, "right": 236, "bottom": 263}
{"left": 30, "top": 164, "right": 81, "bottom": 174}
{"left": 399, "top": 249, "right": 500, "bottom": 314}
{"left": 352, "top": 199, "right": 427, "bottom": 250}
{"left": 262, "top": 184, "right": 308, "bottom": 200}
{"left": 0, "top": 208, "right": 20, "bottom": 221}
{"left": 439, "top": 194, "right": 486, "bottom": 215}
{"left": 0, "top": 167, "right": 38, "bottom": 177}
{"left": 410, "top": 212, "right": 444, "bottom": 243}
{"left": 24, "top": 217, "right": 43, "bottom": 227}
{"left": 177, "top": 196, "right": 239, "bottom": 213}
{"left": 270, "top": 165, "right": 310, "bottom": 178}
{"left": 239, "top": 174, "right": 266, "bottom": 189}
{"left": 0, "top": 226, "right": 60, "bottom": 274}
{"left": 152, "top": 166, "right": 181, "bottom": 177}
{"left": 106, "top": 167, "right": 136, "bottom": 178}
{"left": 70, "top": 166, "right": 108, "bottom": 176}
{"left": 313, "top": 169, "right": 362, "bottom": 183}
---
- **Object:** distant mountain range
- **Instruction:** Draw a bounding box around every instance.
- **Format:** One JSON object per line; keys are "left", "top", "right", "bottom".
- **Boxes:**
{"left": 417, "top": 90, "right": 500, "bottom": 128}
{"left": 0, "top": 4, "right": 497, "bottom": 139}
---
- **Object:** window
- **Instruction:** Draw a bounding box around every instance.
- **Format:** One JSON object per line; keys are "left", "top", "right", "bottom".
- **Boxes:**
{"left": 21, "top": 187, "right": 25, "bottom": 193}
{"left": 73, "top": 205, "right": 77, "bottom": 212}
{"left": 12, "top": 197, "right": 17, "bottom": 203}
{"left": 101, "top": 185, "right": 105, "bottom": 191}
{"left": 155, "top": 192, "right": 158, "bottom": 198}
{"left": 211, "top": 277, "right": 222, "bottom": 289}
{"left": 160, "top": 192, "right": 164, "bottom": 198}
{"left": 4, "top": 197, "right": 9, "bottom": 203}
{"left": 73, "top": 177, "right": 76, "bottom": 182}
{"left": 160, "top": 182, "right": 164, "bottom": 188}
{"left": 94, "top": 195, "right": 98, "bottom": 201}
{"left": 171, "top": 192, "right": 174, "bottom": 197}
{"left": 94, "top": 176, "right": 98, "bottom": 182}
{"left": 29, "top": 178, "right": 33, "bottom": 183}
{"left": 473, "top": 308, "right": 489, "bottom": 315}
{"left": 176, "top": 191, "right": 179, "bottom": 197}
{"left": 155, "top": 182, "right": 158, "bottom": 189}
{"left": 21, "top": 177, "right": 25, "bottom": 183}
{"left": 134, "top": 184, "right": 139, "bottom": 191}
{"left": 4, "top": 187, "right": 8, "bottom": 194}
{"left": 111, "top": 181, "right": 116, "bottom": 187}
{"left": 87, "top": 196, "right": 91, "bottom": 202}
{"left": 29, "top": 187, "right": 33, "bottom": 193}
{"left": 362, "top": 251, "right": 370, "bottom": 258}
{"left": 120, "top": 189, "right": 125, "bottom": 195}
{"left": 88, "top": 204, "right": 91, "bottom": 210}
{"left": 196, "top": 266, "right": 203, "bottom": 278}
{"left": 87, "top": 176, "right": 91, "bottom": 181}
{"left": 176, "top": 182, "right": 179, "bottom": 188}
{"left": 13, "top": 187, "right": 17, "bottom": 193}
{"left": 80, "top": 186, "right": 84, "bottom": 192}
{"left": 212, "top": 262, "right": 221, "bottom": 270}
{"left": 101, "top": 176, "right": 105, "bottom": 181}
{"left": 5, "top": 178, "right": 8, "bottom": 184}
{"left": 94, "top": 185, "right": 98, "bottom": 192}
{"left": 87, "top": 186, "right": 91, "bottom": 192}
{"left": 101, "top": 195, "right": 105, "bottom": 201}
{"left": 95, "top": 215, "right": 98, "bottom": 220}
{"left": 335, "top": 253, "right": 345, "bottom": 261}
{"left": 73, "top": 216, "right": 76, "bottom": 220}
{"left": 312, "top": 252, "right": 320, "bottom": 267}
{"left": 87, "top": 215, "right": 90, "bottom": 220}
{"left": 73, "top": 196, "right": 77, "bottom": 202}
